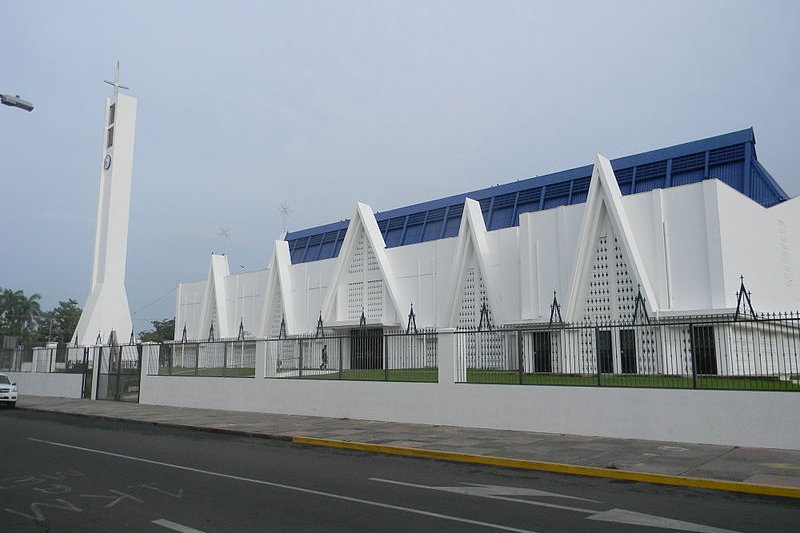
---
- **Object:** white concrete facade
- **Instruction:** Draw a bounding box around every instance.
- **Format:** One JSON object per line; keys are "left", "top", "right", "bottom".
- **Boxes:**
{"left": 72, "top": 88, "right": 136, "bottom": 346}
{"left": 176, "top": 157, "right": 800, "bottom": 340}
{"left": 159, "top": 138, "right": 800, "bottom": 451}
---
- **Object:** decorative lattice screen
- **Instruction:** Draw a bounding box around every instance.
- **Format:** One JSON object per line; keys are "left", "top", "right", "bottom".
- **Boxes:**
{"left": 344, "top": 229, "right": 385, "bottom": 321}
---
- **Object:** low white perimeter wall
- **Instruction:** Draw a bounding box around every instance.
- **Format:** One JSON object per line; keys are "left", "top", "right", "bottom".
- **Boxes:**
{"left": 138, "top": 334, "right": 800, "bottom": 450}
{"left": 7, "top": 372, "right": 83, "bottom": 399}
{"left": 139, "top": 380, "right": 800, "bottom": 451}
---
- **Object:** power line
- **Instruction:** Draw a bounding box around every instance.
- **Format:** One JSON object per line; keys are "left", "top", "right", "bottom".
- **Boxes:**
{"left": 132, "top": 286, "right": 177, "bottom": 316}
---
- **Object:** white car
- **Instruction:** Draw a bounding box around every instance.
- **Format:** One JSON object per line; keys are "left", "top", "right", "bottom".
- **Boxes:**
{"left": 0, "top": 373, "right": 17, "bottom": 407}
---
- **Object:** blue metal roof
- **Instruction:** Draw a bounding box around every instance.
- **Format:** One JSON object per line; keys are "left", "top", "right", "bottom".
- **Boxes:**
{"left": 286, "top": 128, "right": 789, "bottom": 264}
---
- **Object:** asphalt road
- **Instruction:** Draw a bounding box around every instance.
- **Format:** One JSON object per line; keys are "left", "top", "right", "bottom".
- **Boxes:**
{"left": 1, "top": 408, "right": 797, "bottom": 533}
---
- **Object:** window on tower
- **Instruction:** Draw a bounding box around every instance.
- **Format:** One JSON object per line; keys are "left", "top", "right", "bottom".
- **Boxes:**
{"left": 108, "top": 104, "right": 115, "bottom": 125}
{"left": 107, "top": 127, "right": 114, "bottom": 148}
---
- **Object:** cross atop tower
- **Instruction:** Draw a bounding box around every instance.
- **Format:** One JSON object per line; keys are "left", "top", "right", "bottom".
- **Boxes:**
{"left": 104, "top": 62, "right": 130, "bottom": 97}
{"left": 279, "top": 202, "right": 291, "bottom": 234}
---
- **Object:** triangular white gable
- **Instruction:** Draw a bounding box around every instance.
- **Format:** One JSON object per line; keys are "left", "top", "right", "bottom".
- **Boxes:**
{"left": 258, "top": 240, "right": 294, "bottom": 337}
{"left": 321, "top": 202, "right": 404, "bottom": 325}
{"left": 197, "top": 254, "right": 230, "bottom": 339}
{"left": 565, "top": 155, "right": 658, "bottom": 322}
{"left": 446, "top": 198, "right": 503, "bottom": 327}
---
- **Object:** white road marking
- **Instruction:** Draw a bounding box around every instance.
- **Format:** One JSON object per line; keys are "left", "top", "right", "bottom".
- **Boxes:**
{"left": 5, "top": 499, "right": 82, "bottom": 522}
{"left": 152, "top": 518, "right": 206, "bottom": 533}
{"left": 134, "top": 483, "right": 184, "bottom": 498}
{"left": 588, "top": 508, "right": 741, "bottom": 533}
{"left": 371, "top": 478, "right": 599, "bottom": 513}
{"left": 29, "top": 438, "right": 540, "bottom": 533}
{"left": 460, "top": 483, "right": 598, "bottom": 502}
{"left": 371, "top": 478, "right": 744, "bottom": 533}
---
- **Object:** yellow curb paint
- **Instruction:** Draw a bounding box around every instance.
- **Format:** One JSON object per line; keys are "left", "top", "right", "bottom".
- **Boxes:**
{"left": 762, "top": 463, "right": 800, "bottom": 471}
{"left": 292, "top": 436, "right": 800, "bottom": 499}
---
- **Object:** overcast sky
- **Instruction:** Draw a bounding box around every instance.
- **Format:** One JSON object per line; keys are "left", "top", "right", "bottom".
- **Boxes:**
{"left": 1, "top": 0, "right": 798, "bottom": 333}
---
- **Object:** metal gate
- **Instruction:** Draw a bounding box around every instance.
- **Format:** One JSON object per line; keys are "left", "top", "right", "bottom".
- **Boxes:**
{"left": 96, "top": 344, "right": 142, "bottom": 402}
{"left": 81, "top": 347, "right": 95, "bottom": 399}
{"left": 350, "top": 328, "right": 383, "bottom": 369}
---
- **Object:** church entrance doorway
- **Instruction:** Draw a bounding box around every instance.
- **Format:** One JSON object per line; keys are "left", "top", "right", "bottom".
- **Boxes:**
{"left": 531, "top": 331, "right": 552, "bottom": 373}
{"left": 350, "top": 329, "right": 383, "bottom": 370}
{"left": 691, "top": 326, "right": 717, "bottom": 375}
{"left": 596, "top": 330, "right": 613, "bottom": 373}
{"left": 620, "top": 329, "right": 637, "bottom": 374}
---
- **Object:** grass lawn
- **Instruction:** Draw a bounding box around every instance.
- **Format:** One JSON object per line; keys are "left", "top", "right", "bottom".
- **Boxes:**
{"left": 298, "top": 368, "right": 438, "bottom": 383}
{"left": 157, "top": 366, "right": 255, "bottom": 377}
{"left": 150, "top": 365, "right": 797, "bottom": 391}
{"left": 466, "top": 370, "right": 800, "bottom": 391}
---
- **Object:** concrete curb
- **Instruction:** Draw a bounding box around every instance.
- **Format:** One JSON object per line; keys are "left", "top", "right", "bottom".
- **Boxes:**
{"left": 293, "top": 436, "right": 800, "bottom": 499}
{"left": 17, "top": 405, "right": 295, "bottom": 442}
{"left": 18, "top": 406, "right": 800, "bottom": 499}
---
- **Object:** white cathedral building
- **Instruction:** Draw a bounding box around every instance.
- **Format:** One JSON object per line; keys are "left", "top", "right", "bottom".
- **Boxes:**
{"left": 174, "top": 129, "right": 798, "bottom": 352}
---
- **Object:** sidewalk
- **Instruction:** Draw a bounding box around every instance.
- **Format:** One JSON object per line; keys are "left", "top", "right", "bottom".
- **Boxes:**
{"left": 15, "top": 395, "right": 800, "bottom": 498}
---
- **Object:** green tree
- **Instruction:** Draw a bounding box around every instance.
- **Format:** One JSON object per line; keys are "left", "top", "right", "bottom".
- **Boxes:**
{"left": 139, "top": 318, "right": 175, "bottom": 343}
{"left": 0, "top": 287, "right": 42, "bottom": 342}
{"left": 39, "top": 299, "right": 83, "bottom": 344}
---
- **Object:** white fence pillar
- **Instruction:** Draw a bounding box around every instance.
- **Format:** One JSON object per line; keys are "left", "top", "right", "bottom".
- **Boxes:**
{"left": 140, "top": 343, "right": 158, "bottom": 377}
{"left": 436, "top": 328, "right": 460, "bottom": 387}
{"left": 256, "top": 339, "right": 268, "bottom": 378}
{"left": 137, "top": 343, "right": 159, "bottom": 404}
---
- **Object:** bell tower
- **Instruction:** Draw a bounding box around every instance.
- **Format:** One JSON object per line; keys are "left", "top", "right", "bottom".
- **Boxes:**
{"left": 71, "top": 63, "right": 136, "bottom": 345}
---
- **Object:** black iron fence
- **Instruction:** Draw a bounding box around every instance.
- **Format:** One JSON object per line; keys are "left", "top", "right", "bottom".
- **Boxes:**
{"left": 0, "top": 344, "right": 93, "bottom": 374}
{"left": 456, "top": 313, "right": 800, "bottom": 391}
{"left": 152, "top": 340, "right": 257, "bottom": 377}
{"left": 37, "top": 344, "right": 92, "bottom": 374}
{"left": 142, "top": 329, "right": 438, "bottom": 382}
{"left": 9, "top": 311, "right": 800, "bottom": 394}
{"left": 0, "top": 346, "right": 32, "bottom": 372}
{"left": 265, "top": 328, "right": 438, "bottom": 382}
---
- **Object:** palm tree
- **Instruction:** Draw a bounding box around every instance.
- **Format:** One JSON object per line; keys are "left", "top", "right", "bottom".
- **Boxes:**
{"left": 0, "top": 288, "right": 23, "bottom": 334}
{"left": 0, "top": 288, "right": 42, "bottom": 340}
{"left": 21, "top": 292, "right": 42, "bottom": 338}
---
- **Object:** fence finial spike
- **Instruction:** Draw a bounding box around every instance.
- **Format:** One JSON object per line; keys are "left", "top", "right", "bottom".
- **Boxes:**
{"left": 316, "top": 311, "right": 325, "bottom": 338}
{"left": 278, "top": 315, "right": 287, "bottom": 339}
{"left": 549, "top": 291, "right": 563, "bottom": 326}
{"left": 735, "top": 275, "right": 756, "bottom": 320}
{"left": 478, "top": 300, "right": 492, "bottom": 331}
{"left": 406, "top": 302, "right": 417, "bottom": 334}
{"left": 631, "top": 286, "right": 649, "bottom": 325}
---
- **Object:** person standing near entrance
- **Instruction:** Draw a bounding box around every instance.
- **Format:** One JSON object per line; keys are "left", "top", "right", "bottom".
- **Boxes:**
{"left": 320, "top": 344, "right": 328, "bottom": 369}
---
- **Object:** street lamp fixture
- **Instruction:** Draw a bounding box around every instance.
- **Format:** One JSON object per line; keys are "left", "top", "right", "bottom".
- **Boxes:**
{"left": 1, "top": 94, "right": 34, "bottom": 112}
